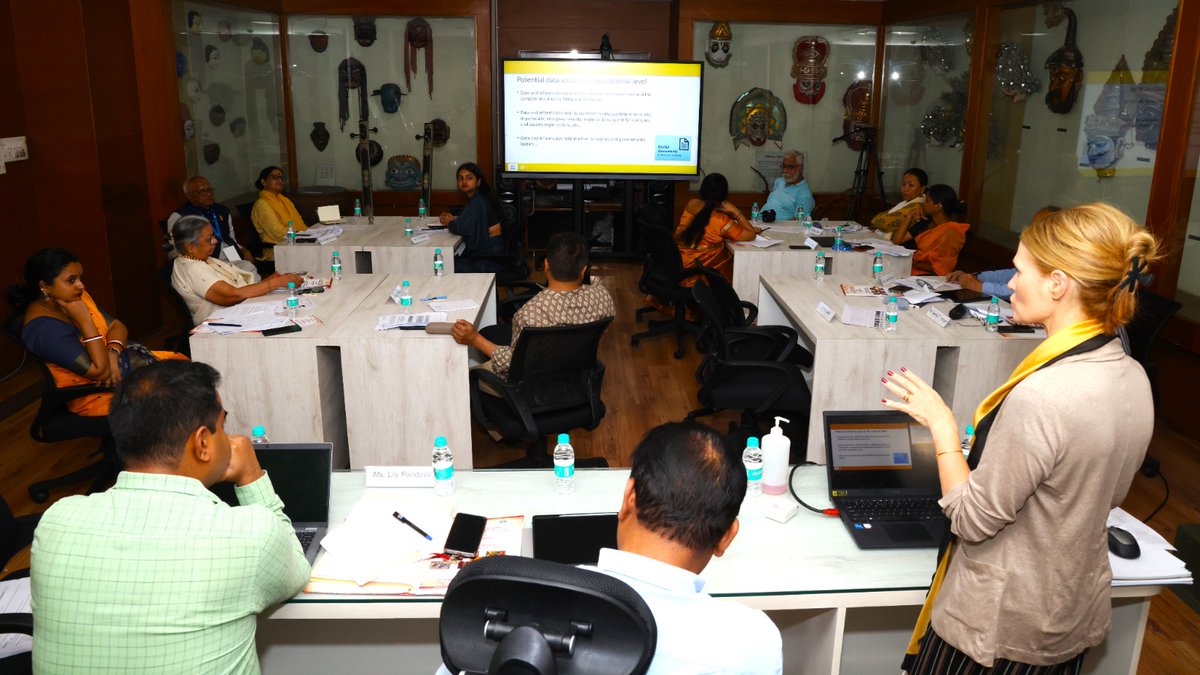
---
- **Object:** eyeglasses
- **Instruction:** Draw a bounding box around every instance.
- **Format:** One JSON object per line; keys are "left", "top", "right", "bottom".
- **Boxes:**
{"left": 188, "top": 187, "right": 215, "bottom": 195}
{"left": 267, "top": 173, "right": 286, "bottom": 181}
{"left": 781, "top": 162, "right": 801, "bottom": 170}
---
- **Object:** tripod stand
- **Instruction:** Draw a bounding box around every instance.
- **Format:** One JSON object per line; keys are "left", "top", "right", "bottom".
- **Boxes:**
{"left": 832, "top": 126, "right": 886, "bottom": 222}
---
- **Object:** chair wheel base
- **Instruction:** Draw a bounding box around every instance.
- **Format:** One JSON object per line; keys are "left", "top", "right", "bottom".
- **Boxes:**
{"left": 630, "top": 337, "right": 640, "bottom": 347}
{"left": 30, "top": 489, "right": 49, "bottom": 504}
{"left": 673, "top": 348, "right": 684, "bottom": 359}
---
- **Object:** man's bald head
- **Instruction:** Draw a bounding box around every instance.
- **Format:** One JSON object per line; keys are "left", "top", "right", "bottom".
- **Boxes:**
{"left": 183, "top": 176, "right": 215, "bottom": 208}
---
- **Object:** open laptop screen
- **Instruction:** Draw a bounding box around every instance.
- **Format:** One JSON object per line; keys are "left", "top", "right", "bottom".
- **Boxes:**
{"left": 823, "top": 411, "right": 940, "bottom": 493}
{"left": 211, "top": 442, "right": 332, "bottom": 523}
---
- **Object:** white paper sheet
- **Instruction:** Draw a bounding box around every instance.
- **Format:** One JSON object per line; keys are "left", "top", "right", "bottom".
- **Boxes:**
{"left": 0, "top": 577, "right": 31, "bottom": 659}
{"left": 375, "top": 312, "right": 449, "bottom": 330}
{"left": 426, "top": 299, "right": 480, "bottom": 313}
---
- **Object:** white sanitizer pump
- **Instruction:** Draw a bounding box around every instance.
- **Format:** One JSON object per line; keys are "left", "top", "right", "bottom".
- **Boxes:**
{"left": 761, "top": 416, "right": 791, "bottom": 495}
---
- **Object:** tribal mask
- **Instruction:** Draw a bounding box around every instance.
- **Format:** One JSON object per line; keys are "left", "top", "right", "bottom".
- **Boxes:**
{"left": 386, "top": 155, "right": 422, "bottom": 191}
{"left": 996, "top": 42, "right": 1041, "bottom": 102}
{"left": 1083, "top": 55, "right": 1136, "bottom": 177}
{"left": 790, "top": 35, "right": 830, "bottom": 105}
{"left": 175, "top": 52, "right": 187, "bottom": 78}
{"left": 208, "top": 105, "right": 225, "bottom": 127}
{"left": 218, "top": 20, "right": 232, "bottom": 43}
{"left": 1044, "top": 8, "right": 1084, "bottom": 114}
{"left": 353, "top": 17, "right": 377, "bottom": 47}
{"left": 841, "top": 80, "right": 872, "bottom": 151}
{"left": 431, "top": 119, "right": 451, "bottom": 147}
{"left": 309, "top": 30, "right": 329, "bottom": 54}
{"left": 185, "top": 78, "right": 201, "bottom": 102}
{"left": 230, "top": 117, "right": 246, "bottom": 138}
{"left": 1136, "top": 8, "right": 1177, "bottom": 150}
{"left": 355, "top": 140, "right": 384, "bottom": 168}
{"left": 203, "top": 142, "right": 220, "bottom": 165}
{"left": 337, "top": 57, "right": 368, "bottom": 131}
{"left": 405, "top": 18, "right": 434, "bottom": 98}
{"left": 205, "top": 46, "right": 220, "bottom": 71}
{"left": 250, "top": 38, "right": 270, "bottom": 66}
{"left": 706, "top": 22, "right": 732, "bottom": 68}
{"left": 372, "top": 83, "right": 405, "bottom": 113}
{"left": 729, "top": 87, "right": 787, "bottom": 150}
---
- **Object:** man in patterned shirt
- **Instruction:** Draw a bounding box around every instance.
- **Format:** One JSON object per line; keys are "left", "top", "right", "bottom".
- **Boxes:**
{"left": 451, "top": 231, "right": 614, "bottom": 378}
{"left": 31, "top": 361, "right": 310, "bottom": 674}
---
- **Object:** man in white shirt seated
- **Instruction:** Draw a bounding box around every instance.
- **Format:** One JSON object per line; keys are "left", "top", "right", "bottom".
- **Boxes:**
{"left": 596, "top": 422, "right": 784, "bottom": 674}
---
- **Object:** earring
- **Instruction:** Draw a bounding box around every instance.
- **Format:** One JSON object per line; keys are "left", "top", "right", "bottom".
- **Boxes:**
{"left": 40, "top": 288, "right": 51, "bottom": 301}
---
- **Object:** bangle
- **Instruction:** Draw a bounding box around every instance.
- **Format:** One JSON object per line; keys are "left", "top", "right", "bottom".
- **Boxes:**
{"left": 108, "top": 346, "right": 122, "bottom": 356}
{"left": 936, "top": 450, "right": 963, "bottom": 458}
{"left": 81, "top": 335, "right": 104, "bottom": 344}
{"left": 106, "top": 339, "right": 125, "bottom": 348}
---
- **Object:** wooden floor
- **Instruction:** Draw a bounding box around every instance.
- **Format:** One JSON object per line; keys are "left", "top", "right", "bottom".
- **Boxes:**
{"left": 2, "top": 260, "right": 1197, "bottom": 673}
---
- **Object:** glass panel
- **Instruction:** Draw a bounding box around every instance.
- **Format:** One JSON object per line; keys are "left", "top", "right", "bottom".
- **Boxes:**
{"left": 172, "top": 2, "right": 288, "bottom": 201}
{"left": 978, "top": 0, "right": 1179, "bottom": 250}
{"left": 880, "top": 13, "right": 972, "bottom": 199}
{"left": 691, "top": 22, "right": 878, "bottom": 195}
{"left": 1176, "top": 53, "right": 1200, "bottom": 322}
{"left": 287, "top": 16, "right": 477, "bottom": 194}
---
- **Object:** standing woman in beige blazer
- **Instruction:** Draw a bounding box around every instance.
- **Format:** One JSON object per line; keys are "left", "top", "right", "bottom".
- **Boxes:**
{"left": 881, "top": 203, "right": 1160, "bottom": 674}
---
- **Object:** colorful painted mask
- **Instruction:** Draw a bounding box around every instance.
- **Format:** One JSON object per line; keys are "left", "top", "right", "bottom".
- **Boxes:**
{"left": 1083, "top": 55, "right": 1135, "bottom": 177}
{"left": 187, "top": 11, "right": 202, "bottom": 34}
{"left": 372, "top": 83, "right": 405, "bottom": 113}
{"left": 1044, "top": 8, "right": 1084, "bottom": 114}
{"left": 706, "top": 22, "right": 732, "bottom": 69}
{"left": 385, "top": 154, "right": 422, "bottom": 191}
{"left": 175, "top": 52, "right": 187, "bottom": 78}
{"left": 1136, "top": 8, "right": 1176, "bottom": 150}
{"left": 790, "top": 35, "right": 830, "bottom": 105}
{"left": 729, "top": 88, "right": 787, "bottom": 150}
{"left": 405, "top": 18, "right": 434, "bottom": 98}
{"left": 251, "top": 38, "right": 270, "bottom": 66}
{"left": 310, "top": 122, "right": 330, "bottom": 152}
{"left": 309, "top": 30, "right": 329, "bottom": 54}
{"left": 353, "top": 17, "right": 377, "bottom": 47}
{"left": 205, "top": 46, "right": 220, "bottom": 71}
{"left": 841, "top": 80, "right": 872, "bottom": 151}
{"left": 996, "top": 42, "right": 1041, "bottom": 102}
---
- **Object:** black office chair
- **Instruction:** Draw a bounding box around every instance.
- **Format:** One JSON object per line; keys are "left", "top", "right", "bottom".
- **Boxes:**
{"left": 1, "top": 315, "right": 117, "bottom": 504}
{"left": 691, "top": 267, "right": 813, "bottom": 371}
{"left": 630, "top": 210, "right": 703, "bottom": 359}
{"left": 1119, "top": 288, "right": 1182, "bottom": 405}
{"left": 155, "top": 258, "right": 193, "bottom": 357}
{"left": 0, "top": 497, "right": 37, "bottom": 675}
{"left": 470, "top": 318, "right": 613, "bottom": 467}
{"left": 440, "top": 555, "right": 656, "bottom": 675}
{"left": 458, "top": 209, "right": 533, "bottom": 286}
{"left": 234, "top": 202, "right": 276, "bottom": 277}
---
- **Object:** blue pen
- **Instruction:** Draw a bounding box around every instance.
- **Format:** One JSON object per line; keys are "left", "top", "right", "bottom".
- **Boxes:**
{"left": 421, "top": 295, "right": 447, "bottom": 302}
{"left": 393, "top": 511, "right": 433, "bottom": 541}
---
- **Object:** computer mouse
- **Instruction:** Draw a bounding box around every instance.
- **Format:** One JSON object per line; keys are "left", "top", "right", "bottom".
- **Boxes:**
{"left": 949, "top": 303, "right": 968, "bottom": 320}
{"left": 1107, "top": 526, "right": 1141, "bottom": 559}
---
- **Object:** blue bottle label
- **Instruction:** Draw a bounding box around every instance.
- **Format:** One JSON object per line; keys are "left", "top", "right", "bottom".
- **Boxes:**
{"left": 554, "top": 462, "right": 574, "bottom": 479}
{"left": 746, "top": 467, "right": 763, "bottom": 481}
{"left": 887, "top": 313, "right": 898, "bottom": 324}
{"left": 435, "top": 465, "right": 454, "bottom": 481}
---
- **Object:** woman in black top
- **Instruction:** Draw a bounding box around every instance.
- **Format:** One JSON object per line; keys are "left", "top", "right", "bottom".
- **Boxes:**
{"left": 439, "top": 162, "right": 504, "bottom": 272}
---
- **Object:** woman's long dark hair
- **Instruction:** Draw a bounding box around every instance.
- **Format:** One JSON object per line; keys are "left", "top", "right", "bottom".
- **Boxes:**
{"left": 457, "top": 162, "right": 502, "bottom": 225}
{"left": 6, "top": 248, "right": 80, "bottom": 310}
{"left": 925, "top": 183, "right": 964, "bottom": 221}
{"left": 255, "top": 165, "right": 282, "bottom": 191}
{"left": 680, "top": 173, "right": 729, "bottom": 247}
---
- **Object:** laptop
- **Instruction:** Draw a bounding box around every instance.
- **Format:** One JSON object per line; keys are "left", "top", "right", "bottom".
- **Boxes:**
{"left": 315, "top": 205, "right": 346, "bottom": 225}
{"left": 532, "top": 513, "right": 618, "bottom": 565}
{"left": 211, "top": 442, "right": 333, "bottom": 565}
{"left": 823, "top": 411, "right": 948, "bottom": 549}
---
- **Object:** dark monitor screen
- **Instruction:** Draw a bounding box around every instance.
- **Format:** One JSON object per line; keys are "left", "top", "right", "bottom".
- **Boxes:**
{"left": 532, "top": 513, "right": 618, "bottom": 565}
{"left": 210, "top": 443, "right": 332, "bottom": 523}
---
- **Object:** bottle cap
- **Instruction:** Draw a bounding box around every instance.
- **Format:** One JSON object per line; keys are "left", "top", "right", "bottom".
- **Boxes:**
{"left": 333, "top": 251, "right": 340, "bottom": 257}
{"left": 965, "top": 425, "right": 974, "bottom": 435}
{"left": 434, "top": 436, "right": 447, "bottom": 447}
{"left": 991, "top": 296, "right": 1000, "bottom": 304}
{"left": 402, "top": 280, "right": 411, "bottom": 288}
{"left": 288, "top": 282, "right": 296, "bottom": 289}
{"left": 252, "top": 426, "right": 265, "bottom": 436}
{"left": 435, "top": 248, "right": 442, "bottom": 253}
{"left": 287, "top": 220, "right": 293, "bottom": 225}
{"left": 557, "top": 433, "right": 570, "bottom": 444}
{"left": 888, "top": 296, "right": 897, "bottom": 303}
{"left": 816, "top": 251, "right": 824, "bottom": 257}
{"left": 747, "top": 437, "right": 759, "bottom": 448}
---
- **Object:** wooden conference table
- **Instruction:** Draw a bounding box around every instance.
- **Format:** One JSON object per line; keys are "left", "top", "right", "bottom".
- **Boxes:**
{"left": 255, "top": 468, "right": 1159, "bottom": 675}
{"left": 273, "top": 216, "right": 465, "bottom": 276}
{"left": 728, "top": 221, "right": 914, "bottom": 302}
{"left": 190, "top": 272, "right": 496, "bottom": 469}
{"left": 756, "top": 274, "right": 1042, "bottom": 463}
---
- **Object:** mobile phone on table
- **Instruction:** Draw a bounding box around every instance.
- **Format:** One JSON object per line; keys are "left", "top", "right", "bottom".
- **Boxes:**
{"left": 261, "top": 324, "right": 302, "bottom": 336}
{"left": 997, "top": 325, "right": 1036, "bottom": 334}
{"left": 443, "top": 512, "right": 488, "bottom": 559}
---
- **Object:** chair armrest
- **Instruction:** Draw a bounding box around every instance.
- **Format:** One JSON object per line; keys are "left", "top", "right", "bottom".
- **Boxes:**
{"left": 469, "top": 368, "right": 539, "bottom": 445}
{"left": 724, "top": 327, "right": 795, "bottom": 362}
{"left": 738, "top": 301, "right": 759, "bottom": 325}
{"left": 0, "top": 613, "right": 32, "bottom": 636}
{"left": 707, "top": 358, "right": 806, "bottom": 413}
{"left": 671, "top": 266, "right": 707, "bottom": 287}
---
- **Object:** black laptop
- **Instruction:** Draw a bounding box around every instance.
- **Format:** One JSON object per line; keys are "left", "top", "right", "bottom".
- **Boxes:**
{"left": 823, "top": 411, "right": 948, "bottom": 549}
{"left": 211, "top": 442, "right": 333, "bottom": 565}
{"left": 532, "top": 513, "right": 618, "bottom": 565}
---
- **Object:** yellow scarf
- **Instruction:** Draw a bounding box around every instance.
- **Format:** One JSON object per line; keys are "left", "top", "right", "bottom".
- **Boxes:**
{"left": 904, "top": 319, "right": 1107, "bottom": 662}
{"left": 258, "top": 190, "right": 307, "bottom": 232}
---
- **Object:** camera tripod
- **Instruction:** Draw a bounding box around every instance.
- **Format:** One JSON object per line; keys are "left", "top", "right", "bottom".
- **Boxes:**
{"left": 832, "top": 126, "right": 886, "bottom": 222}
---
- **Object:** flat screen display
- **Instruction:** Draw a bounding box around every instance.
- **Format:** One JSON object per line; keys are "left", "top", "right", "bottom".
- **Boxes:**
{"left": 501, "top": 59, "right": 703, "bottom": 179}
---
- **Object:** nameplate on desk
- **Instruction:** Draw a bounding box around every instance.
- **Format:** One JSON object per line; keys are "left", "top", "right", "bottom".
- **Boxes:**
{"left": 364, "top": 465, "right": 434, "bottom": 487}
{"left": 389, "top": 285, "right": 406, "bottom": 304}
{"left": 926, "top": 307, "right": 952, "bottom": 328}
{"left": 879, "top": 272, "right": 897, "bottom": 286}
{"left": 802, "top": 237, "right": 819, "bottom": 249}
{"left": 409, "top": 233, "right": 431, "bottom": 245}
{"left": 816, "top": 302, "right": 836, "bottom": 322}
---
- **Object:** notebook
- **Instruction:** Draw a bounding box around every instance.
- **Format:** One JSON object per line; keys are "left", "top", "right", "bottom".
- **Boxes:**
{"left": 316, "top": 205, "right": 346, "bottom": 225}
{"left": 532, "top": 513, "right": 618, "bottom": 565}
{"left": 211, "top": 442, "right": 333, "bottom": 564}
{"left": 823, "top": 411, "right": 948, "bottom": 549}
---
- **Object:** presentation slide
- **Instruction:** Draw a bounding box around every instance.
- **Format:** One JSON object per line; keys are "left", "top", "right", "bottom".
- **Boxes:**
{"left": 502, "top": 60, "right": 702, "bottom": 178}
{"left": 829, "top": 423, "right": 914, "bottom": 471}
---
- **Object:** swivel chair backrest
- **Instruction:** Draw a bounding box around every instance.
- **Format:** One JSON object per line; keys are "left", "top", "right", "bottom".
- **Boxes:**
{"left": 440, "top": 555, "right": 656, "bottom": 675}
{"left": 505, "top": 318, "right": 613, "bottom": 412}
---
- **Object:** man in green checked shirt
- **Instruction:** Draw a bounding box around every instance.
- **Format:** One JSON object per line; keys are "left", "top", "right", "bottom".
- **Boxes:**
{"left": 31, "top": 361, "right": 310, "bottom": 674}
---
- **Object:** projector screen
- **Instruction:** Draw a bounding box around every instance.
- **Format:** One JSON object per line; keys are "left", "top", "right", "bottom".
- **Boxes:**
{"left": 501, "top": 59, "right": 703, "bottom": 179}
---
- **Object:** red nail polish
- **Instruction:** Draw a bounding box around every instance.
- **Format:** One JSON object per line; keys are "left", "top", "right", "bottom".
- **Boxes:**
{"left": 881, "top": 399, "right": 888, "bottom": 404}
{"left": 887, "top": 371, "right": 894, "bottom": 376}
{"left": 901, "top": 367, "right": 908, "bottom": 373}
{"left": 881, "top": 377, "right": 888, "bottom": 383}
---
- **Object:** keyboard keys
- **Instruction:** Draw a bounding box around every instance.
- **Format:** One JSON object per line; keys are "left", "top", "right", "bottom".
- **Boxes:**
{"left": 296, "top": 529, "right": 315, "bottom": 551}
{"left": 841, "top": 497, "right": 945, "bottom": 522}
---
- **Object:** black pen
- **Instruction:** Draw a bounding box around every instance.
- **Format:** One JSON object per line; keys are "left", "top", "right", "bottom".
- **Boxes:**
{"left": 393, "top": 511, "right": 432, "bottom": 541}
{"left": 207, "top": 322, "right": 242, "bottom": 327}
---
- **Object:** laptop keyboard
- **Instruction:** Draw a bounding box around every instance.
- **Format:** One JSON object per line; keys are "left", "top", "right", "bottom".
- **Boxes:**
{"left": 296, "top": 529, "right": 315, "bottom": 552}
{"left": 841, "top": 497, "right": 945, "bottom": 522}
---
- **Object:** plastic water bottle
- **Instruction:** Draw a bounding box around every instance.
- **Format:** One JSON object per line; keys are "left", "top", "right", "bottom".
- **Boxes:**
{"left": 814, "top": 251, "right": 826, "bottom": 281}
{"left": 285, "top": 221, "right": 296, "bottom": 246}
{"left": 834, "top": 226, "right": 845, "bottom": 250}
{"left": 400, "top": 280, "right": 413, "bottom": 312}
{"left": 803, "top": 211, "right": 814, "bottom": 230}
{"left": 750, "top": 202, "right": 759, "bottom": 222}
{"left": 330, "top": 251, "right": 342, "bottom": 279}
{"left": 960, "top": 425, "right": 975, "bottom": 459}
{"left": 418, "top": 198, "right": 427, "bottom": 218}
{"left": 432, "top": 436, "right": 455, "bottom": 496}
{"left": 433, "top": 248, "right": 445, "bottom": 277}
{"left": 354, "top": 198, "right": 362, "bottom": 219}
{"left": 884, "top": 296, "right": 899, "bottom": 334}
{"left": 872, "top": 251, "right": 884, "bottom": 282}
{"left": 404, "top": 218, "right": 414, "bottom": 238}
{"left": 986, "top": 296, "right": 1001, "bottom": 333}
{"left": 553, "top": 433, "right": 576, "bottom": 494}
{"left": 250, "top": 426, "right": 269, "bottom": 445}
{"left": 285, "top": 282, "right": 299, "bottom": 319}
{"left": 794, "top": 207, "right": 804, "bottom": 223}
{"left": 742, "top": 437, "right": 763, "bottom": 498}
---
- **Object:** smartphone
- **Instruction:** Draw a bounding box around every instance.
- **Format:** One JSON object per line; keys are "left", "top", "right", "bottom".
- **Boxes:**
{"left": 443, "top": 512, "right": 488, "bottom": 558}
{"left": 997, "top": 325, "right": 1036, "bottom": 334}
{"left": 261, "top": 324, "right": 302, "bottom": 336}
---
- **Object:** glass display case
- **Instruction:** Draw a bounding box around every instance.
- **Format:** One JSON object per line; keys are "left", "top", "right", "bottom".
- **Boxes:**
{"left": 691, "top": 21, "right": 878, "bottom": 195}
{"left": 1177, "top": 55, "right": 1200, "bottom": 323}
{"left": 286, "top": 16, "right": 477, "bottom": 195}
{"left": 172, "top": 1, "right": 288, "bottom": 201}
{"left": 976, "top": 0, "right": 1179, "bottom": 249}
{"left": 879, "top": 13, "right": 972, "bottom": 198}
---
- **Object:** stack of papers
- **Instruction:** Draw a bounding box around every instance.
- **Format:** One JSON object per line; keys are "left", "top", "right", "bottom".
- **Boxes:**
{"left": 194, "top": 299, "right": 312, "bottom": 334}
{"left": 427, "top": 299, "right": 480, "bottom": 313}
{"left": 1108, "top": 508, "right": 1193, "bottom": 586}
{"left": 861, "top": 239, "right": 914, "bottom": 256}
{"left": 762, "top": 224, "right": 808, "bottom": 234}
{"left": 376, "top": 311, "right": 448, "bottom": 330}
{"left": 735, "top": 235, "right": 782, "bottom": 249}
{"left": 297, "top": 225, "right": 342, "bottom": 244}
